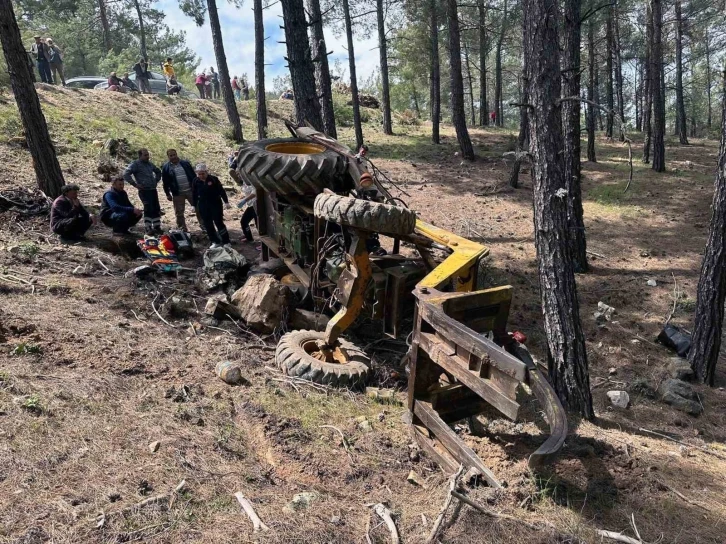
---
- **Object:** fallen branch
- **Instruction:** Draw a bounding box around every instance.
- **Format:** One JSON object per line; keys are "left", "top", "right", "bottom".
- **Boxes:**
{"left": 665, "top": 273, "right": 678, "bottom": 324}
{"left": 653, "top": 478, "right": 710, "bottom": 511}
{"left": 638, "top": 427, "right": 726, "bottom": 460}
{"left": 586, "top": 249, "right": 607, "bottom": 259}
{"left": 97, "top": 480, "right": 186, "bottom": 527}
{"left": 426, "top": 464, "right": 464, "bottom": 543}
{"left": 151, "top": 294, "right": 176, "bottom": 328}
{"left": 234, "top": 492, "right": 270, "bottom": 533}
{"left": 320, "top": 425, "right": 354, "bottom": 462}
{"left": 596, "top": 529, "right": 642, "bottom": 544}
{"left": 372, "top": 503, "right": 400, "bottom": 544}
{"left": 449, "top": 490, "right": 547, "bottom": 531}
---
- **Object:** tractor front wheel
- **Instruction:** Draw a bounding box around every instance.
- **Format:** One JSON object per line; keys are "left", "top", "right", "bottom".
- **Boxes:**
{"left": 276, "top": 330, "right": 371, "bottom": 388}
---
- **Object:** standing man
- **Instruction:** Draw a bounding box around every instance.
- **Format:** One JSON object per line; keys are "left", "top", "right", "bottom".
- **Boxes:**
{"left": 46, "top": 39, "right": 65, "bottom": 86}
{"left": 162, "top": 149, "right": 204, "bottom": 232}
{"left": 30, "top": 36, "right": 53, "bottom": 84}
{"left": 133, "top": 56, "right": 151, "bottom": 94}
{"left": 162, "top": 57, "right": 175, "bottom": 79}
{"left": 99, "top": 177, "right": 143, "bottom": 235}
{"left": 123, "top": 148, "right": 163, "bottom": 234}
{"left": 241, "top": 77, "right": 249, "bottom": 101}
{"left": 50, "top": 184, "right": 94, "bottom": 240}
{"left": 192, "top": 164, "right": 231, "bottom": 248}
{"left": 210, "top": 67, "right": 220, "bottom": 99}
{"left": 231, "top": 76, "right": 241, "bottom": 101}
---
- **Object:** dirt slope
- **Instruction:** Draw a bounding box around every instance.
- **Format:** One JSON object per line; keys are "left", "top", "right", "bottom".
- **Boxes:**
{"left": 0, "top": 87, "right": 724, "bottom": 544}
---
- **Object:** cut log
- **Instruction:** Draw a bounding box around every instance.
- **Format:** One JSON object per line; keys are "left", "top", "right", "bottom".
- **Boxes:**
{"left": 204, "top": 298, "right": 242, "bottom": 321}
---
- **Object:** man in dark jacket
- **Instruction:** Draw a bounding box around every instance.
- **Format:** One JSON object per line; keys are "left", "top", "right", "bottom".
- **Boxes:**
{"left": 99, "top": 177, "right": 143, "bottom": 234}
{"left": 133, "top": 56, "right": 151, "bottom": 94}
{"left": 30, "top": 36, "right": 53, "bottom": 84}
{"left": 162, "top": 149, "right": 203, "bottom": 232}
{"left": 192, "top": 163, "right": 230, "bottom": 247}
{"left": 209, "top": 67, "right": 220, "bottom": 99}
{"left": 50, "top": 184, "right": 94, "bottom": 240}
{"left": 123, "top": 148, "right": 163, "bottom": 234}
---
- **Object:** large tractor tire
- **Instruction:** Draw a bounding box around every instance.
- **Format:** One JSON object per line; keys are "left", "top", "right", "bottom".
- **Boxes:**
{"left": 276, "top": 330, "right": 371, "bottom": 387}
{"left": 314, "top": 193, "right": 417, "bottom": 236}
{"left": 236, "top": 138, "right": 346, "bottom": 196}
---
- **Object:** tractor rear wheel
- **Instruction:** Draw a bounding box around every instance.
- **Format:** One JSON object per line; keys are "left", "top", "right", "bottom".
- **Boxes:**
{"left": 235, "top": 138, "right": 346, "bottom": 195}
{"left": 276, "top": 330, "right": 371, "bottom": 387}
{"left": 314, "top": 193, "right": 416, "bottom": 236}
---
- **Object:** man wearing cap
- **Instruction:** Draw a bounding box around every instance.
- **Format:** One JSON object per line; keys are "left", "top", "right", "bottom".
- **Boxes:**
{"left": 192, "top": 164, "right": 231, "bottom": 248}
{"left": 30, "top": 36, "right": 53, "bottom": 84}
{"left": 50, "top": 184, "right": 95, "bottom": 240}
{"left": 46, "top": 39, "right": 65, "bottom": 86}
{"left": 162, "top": 149, "right": 204, "bottom": 232}
{"left": 123, "top": 148, "right": 163, "bottom": 234}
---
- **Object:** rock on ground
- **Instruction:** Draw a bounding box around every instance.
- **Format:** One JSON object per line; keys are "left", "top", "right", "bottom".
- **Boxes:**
{"left": 668, "top": 358, "right": 695, "bottom": 381}
{"left": 659, "top": 379, "right": 703, "bottom": 416}
{"left": 606, "top": 390, "right": 630, "bottom": 409}
{"left": 231, "top": 274, "right": 294, "bottom": 333}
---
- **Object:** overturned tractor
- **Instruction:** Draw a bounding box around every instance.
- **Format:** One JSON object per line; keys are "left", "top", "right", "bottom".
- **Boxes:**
{"left": 235, "top": 124, "right": 566, "bottom": 484}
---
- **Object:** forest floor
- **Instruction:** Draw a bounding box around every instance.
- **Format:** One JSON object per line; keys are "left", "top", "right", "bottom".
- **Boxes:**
{"left": 0, "top": 86, "right": 725, "bottom": 544}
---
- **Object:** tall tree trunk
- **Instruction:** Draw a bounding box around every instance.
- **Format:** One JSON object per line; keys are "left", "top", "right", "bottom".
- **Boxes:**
{"left": 494, "top": 0, "right": 508, "bottom": 127}
{"left": 342, "top": 0, "right": 363, "bottom": 148}
{"left": 132, "top": 0, "right": 147, "bottom": 60}
{"left": 509, "top": 14, "right": 528, "bottom": 189}
{"left": 690, "top": 55, "right": 697, "bottom": 138}
{"left": 446, "top": 0, "right": 475, "bottom": 160}
{"left": 523, "top": 0, "right": 593, "bottom": 419}
{"left": 411, "top": 82, "right": 421, "bottom": 116}
{"left": 651, "top": 0, "right": 665, "bottom": 172}
{"left": 254, "top": 0, "right": 268, "bottom": 139}
{"left": 430, "top": 0, "right": 440, "bottom": 144}
{"left": 605, "top": 10, "right": 614, "bottom": 139}
{"left": 674, "top": 0, "right": 689, "bottom": 145}
{"left": 688, "top": 71, "right": 726, "bottom": 386}
{"left": 464, "top": 43, "right": 476, "bottom": 127}
{"left": 0, "top": 0, "right": 65, "bottom": 198}
{"left": 308, "top": 0, "right": 336, "bottom": 138}
{"left": 706, "top": 30, "right": 712, "bottom": 131}
{"left": 587, "top": 19, "right": 596, "bottom": 163}
{"left": 281, "top": 0, "right": 323, "bottom": 131}
{"left": 642, "top": 2, "right": 653, "bottom": 163}
{"left": 635, "top": 58, "right": 642, "bottom": 132}
{"left": 594, "top": 65, "right": 603, "bottom": 131}
{"left": 98, "top": 0, "right": 112, "bottom": 52}
{"left": 376, "top": 0, "right": 393, "bottom": 135}
{"left": 613, "top": 4, "right": 625, "bottom": 141}
{"left": 207, "top": 0, "right": 243, "bottom": 142}
{"left": 478, "top": 0, "right": 487, "bottom": 126}
{"left": 563, "top": 0, "right": 587, "bottom": 272}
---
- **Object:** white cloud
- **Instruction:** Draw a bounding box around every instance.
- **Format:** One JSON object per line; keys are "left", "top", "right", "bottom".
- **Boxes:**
{"left": 157, "top": 0, "right": 380, "bottom": 89}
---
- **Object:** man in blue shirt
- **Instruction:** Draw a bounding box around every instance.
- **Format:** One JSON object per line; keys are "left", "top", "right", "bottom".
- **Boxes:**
{"left": 99, "top": 177, "right": 143, "bottom": 235}
{"left": 123, "top": 148, "right": 162, "bottom": 234}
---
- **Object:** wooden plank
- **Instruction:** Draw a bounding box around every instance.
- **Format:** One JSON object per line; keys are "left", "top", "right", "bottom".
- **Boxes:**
{"left": 412, "top": 425, "right": 459, "bottom": 474}
{"left": 419, "top": 332, "right": 520, "bottom": 421}
{"left": 419, "top": 303, "right": 527, "bottom": 382}
{"left": 413, "top": 400, "right": 501, "bottom": 488}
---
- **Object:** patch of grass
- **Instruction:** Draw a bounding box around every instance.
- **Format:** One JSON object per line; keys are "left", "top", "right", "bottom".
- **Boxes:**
{"left": 12, "top": 342, "right": 43, "bottom": 356}
{"left": 20, "top": 394, "right": 44, "bottom": 415}
{"left": 0, "top": 107, "right": 21, "bottom": 142}
{"left": 17, "top": 242, "right": 40, "bottom": 258}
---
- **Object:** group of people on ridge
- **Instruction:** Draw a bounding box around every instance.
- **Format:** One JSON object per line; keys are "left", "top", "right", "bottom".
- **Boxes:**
{"left": 50, "top": 148, "right": 258, "bottom": 250}
{"left": 29, "top": 35, "right": 65, "bottom": 86}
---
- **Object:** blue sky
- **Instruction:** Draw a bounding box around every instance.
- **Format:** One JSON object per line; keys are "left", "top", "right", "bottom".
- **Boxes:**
{"left": 157, "top": 0, "right": 380, "bottom": 90}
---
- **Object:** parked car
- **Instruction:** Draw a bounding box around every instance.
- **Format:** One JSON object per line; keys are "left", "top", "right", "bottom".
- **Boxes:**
{"left": 94, "top": 71, "right": 194, "bottom": 97}
{"left": 65, "top": 77, "right": 107, "bottom": 89}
